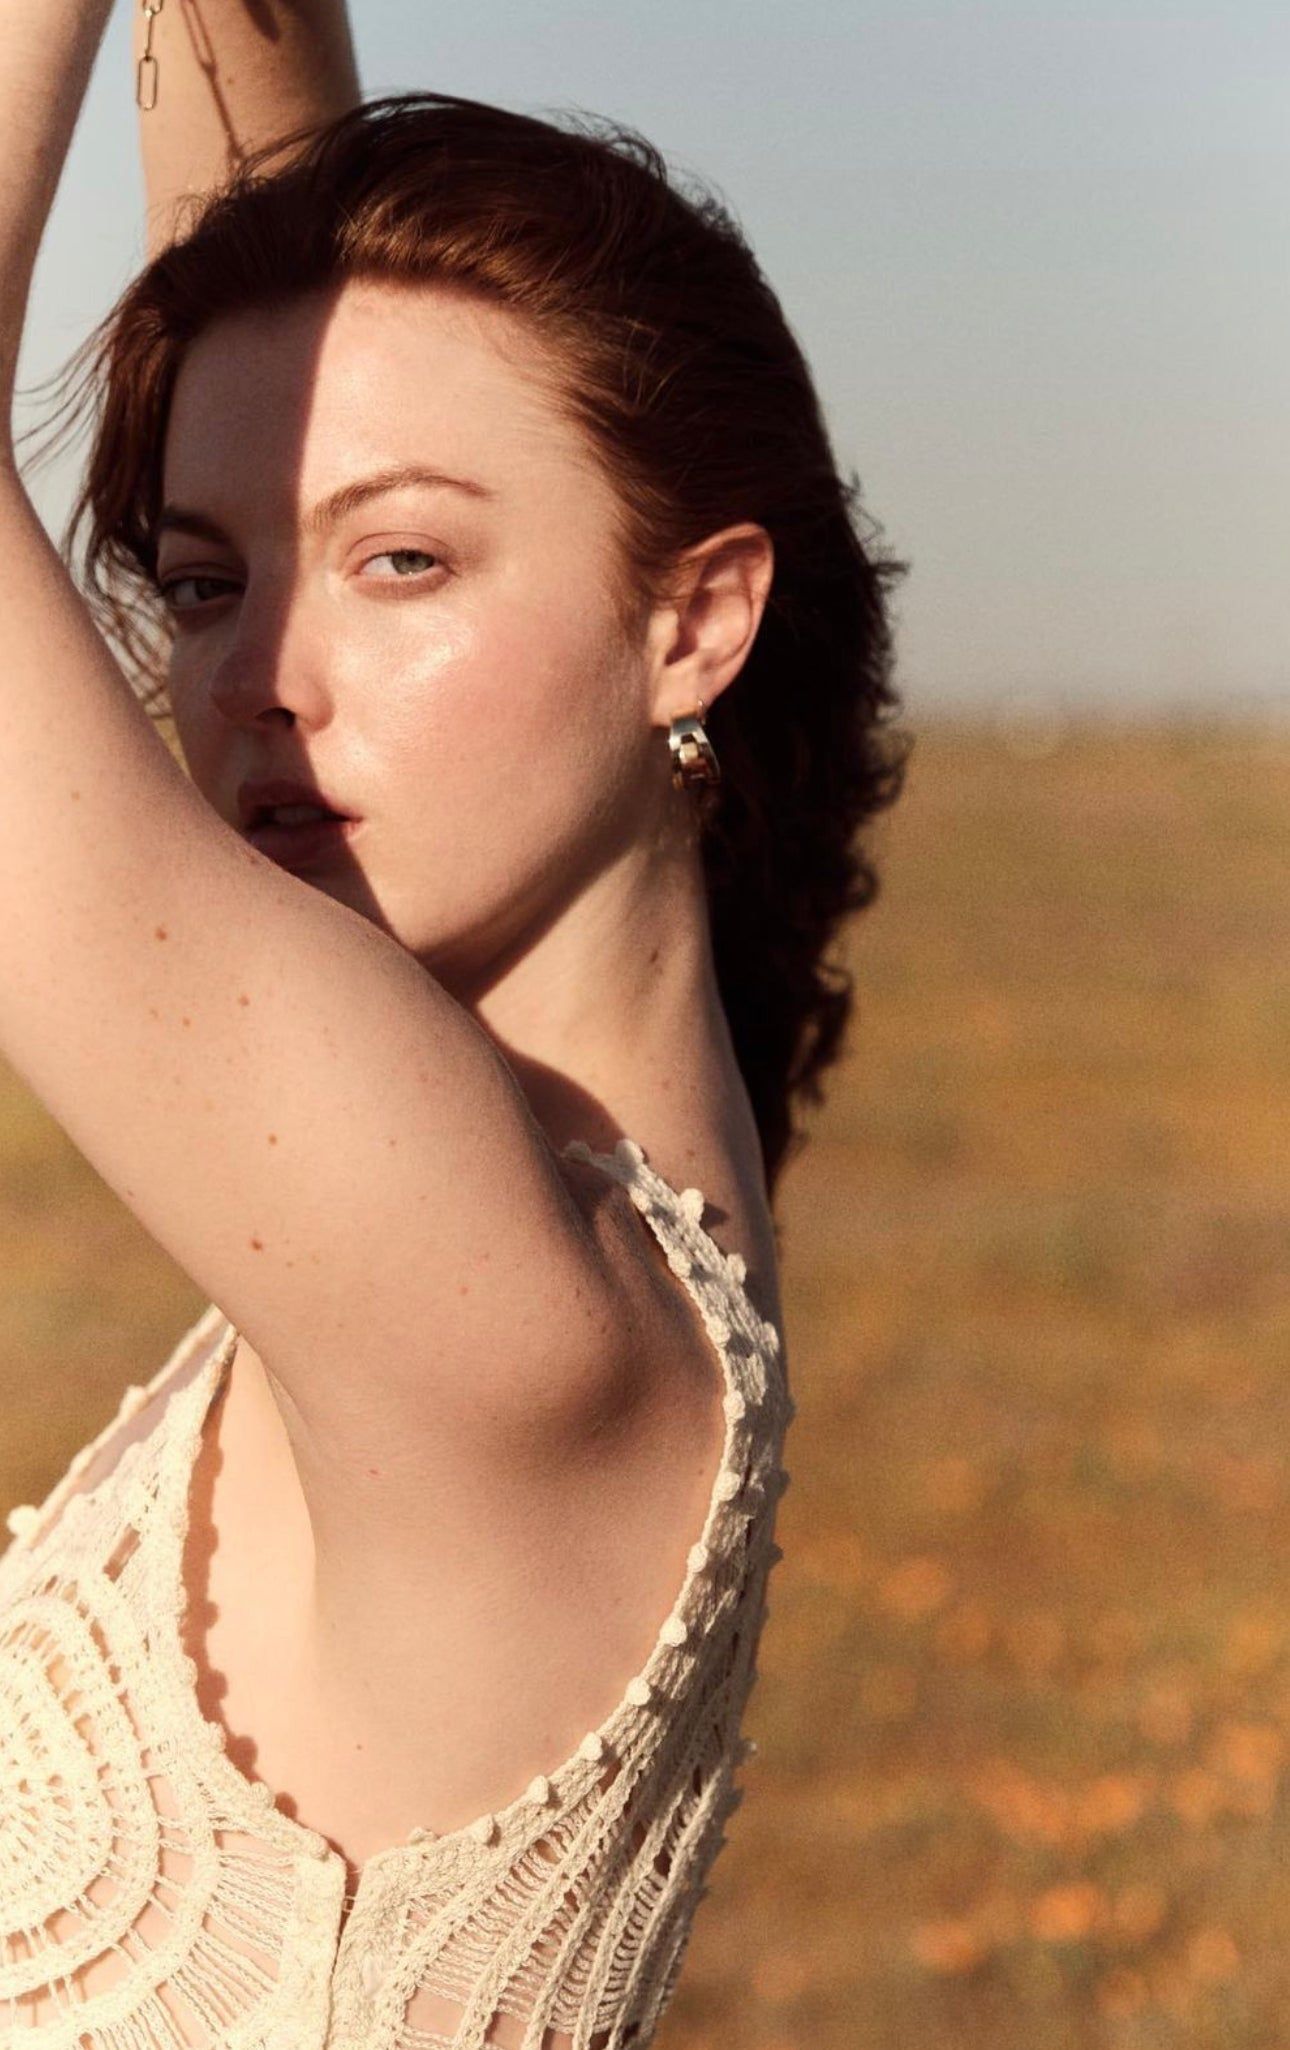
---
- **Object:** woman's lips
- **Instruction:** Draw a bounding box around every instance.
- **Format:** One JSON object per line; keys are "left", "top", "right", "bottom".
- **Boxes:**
{"left": 245, "top": 815, "right": 364, "bottom": 868}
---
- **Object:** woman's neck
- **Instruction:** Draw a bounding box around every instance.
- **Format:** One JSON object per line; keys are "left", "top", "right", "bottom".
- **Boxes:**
{"left": 464, "top": 835, "right": 755, "bottom": 1171}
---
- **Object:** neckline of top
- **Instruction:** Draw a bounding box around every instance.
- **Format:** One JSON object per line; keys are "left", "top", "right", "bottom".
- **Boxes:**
{"left": 144, "top": 1132, "right": 791, "bottom": 1925}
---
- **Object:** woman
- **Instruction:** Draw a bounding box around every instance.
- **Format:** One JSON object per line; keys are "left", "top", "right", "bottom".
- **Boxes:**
{"left": 0, "top": 3, "right": 909, "bottom": 2044}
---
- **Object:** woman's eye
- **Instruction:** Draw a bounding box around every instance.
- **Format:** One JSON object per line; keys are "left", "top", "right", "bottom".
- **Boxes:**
{"left": 159, "top": 573, "right": 238, "bottom": 612}
{"left": 359, "top": 547, "right": 442, "bottom": 581}
{"left": 155, "top": 548, "right": 442, "bottom": 613}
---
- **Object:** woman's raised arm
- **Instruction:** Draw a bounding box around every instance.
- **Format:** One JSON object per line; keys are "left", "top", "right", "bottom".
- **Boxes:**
{"left": 0, "top": 0, "right": 638, "bottom": 1508}
{"left": 134, "top": 0, "right": 362, "bottom": 258}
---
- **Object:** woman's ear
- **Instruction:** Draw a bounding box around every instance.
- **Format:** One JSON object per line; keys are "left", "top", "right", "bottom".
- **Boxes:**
{"left": 646, "top": 522, "right": 775, "bottom": 725}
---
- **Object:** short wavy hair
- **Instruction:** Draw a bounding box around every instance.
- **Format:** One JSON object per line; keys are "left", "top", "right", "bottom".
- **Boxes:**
{"left": 20, "top": 90, "right": 912, "bottom": 1201}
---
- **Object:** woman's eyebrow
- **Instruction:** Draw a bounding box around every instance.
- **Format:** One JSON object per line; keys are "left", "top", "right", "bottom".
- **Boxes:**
{"left": 153, "top": 462, "right": 497, "bottom": 547}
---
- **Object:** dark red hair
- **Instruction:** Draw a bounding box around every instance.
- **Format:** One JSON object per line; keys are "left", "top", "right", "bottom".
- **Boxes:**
{"left": 19, "top": 90, "right": 912, "bottom": 1201}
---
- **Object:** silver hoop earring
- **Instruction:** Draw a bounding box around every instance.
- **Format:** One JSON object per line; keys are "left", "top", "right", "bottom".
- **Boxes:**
{"left": 668, "top": 699, "right": 721, "bottom": 793}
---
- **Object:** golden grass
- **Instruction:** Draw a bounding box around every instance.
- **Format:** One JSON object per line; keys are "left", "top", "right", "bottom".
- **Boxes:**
{"left": 3, "top": 714, "right": 1288, "bottom": 2047}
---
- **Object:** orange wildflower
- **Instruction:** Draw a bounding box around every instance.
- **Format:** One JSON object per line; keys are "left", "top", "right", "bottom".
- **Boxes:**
{"left": 1222, "top": 1612, "right": 1284, "bottom": 1676}
{"left": 1206, "top": 1718, "right": 1284, "bottom": 1784}
{"left": 876, "top": 1554, "right": 955, "bottom": 1621}
{"left": 1096, "top": 1966, "right": 1150, "bottom": 2016}
{"left": 1136, "top": 1677, "right": 1194, "bottom": 1746}
{"left": 1028, "top": 1880, "right": 1108, "bottom": 1943}
{"left": 1167, "top": 1768, "right": 1226, "bottom": 1828}
{"left": 1074, "top": 1772, "right": 1153, "bottom": 1836}
{"left": 920, "top": 1454, "right": 990, "bottom": 1514}
{"left": 1187, "top": 1928, "right": 1240, "bottom": 1985}
{"left": 935, "top": 1599, "right": 992, "bottom": 1661}
{"left": 970, "top": 1760, "right": 1071, "bottom": 1845}
{"left": 910, "top": 1919, "right": 987, "bottom": 1974}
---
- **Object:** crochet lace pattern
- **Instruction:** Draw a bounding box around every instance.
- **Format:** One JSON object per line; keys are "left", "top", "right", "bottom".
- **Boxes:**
{"left": 0, "top": 1135, "right": 794, "bottom": 2049}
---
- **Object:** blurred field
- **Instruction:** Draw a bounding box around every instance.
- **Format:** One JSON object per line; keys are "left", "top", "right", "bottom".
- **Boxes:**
{"left": 3, "top": 714, "right": 1289, "bottom": 2048}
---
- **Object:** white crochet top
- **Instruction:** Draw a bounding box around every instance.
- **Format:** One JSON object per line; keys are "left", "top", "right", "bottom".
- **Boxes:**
{"left": 0, "top": 1136, "right": 793, "bottom": 2050}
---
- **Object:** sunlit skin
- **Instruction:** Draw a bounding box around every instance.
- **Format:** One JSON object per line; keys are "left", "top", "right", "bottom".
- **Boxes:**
{"left": 158, "top": 277, "right": 775, "bottom": 1163}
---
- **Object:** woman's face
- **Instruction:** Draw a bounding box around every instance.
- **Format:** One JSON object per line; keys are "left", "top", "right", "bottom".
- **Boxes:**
{"left": 158, "top": 279, "right": 671, "bottom": 993}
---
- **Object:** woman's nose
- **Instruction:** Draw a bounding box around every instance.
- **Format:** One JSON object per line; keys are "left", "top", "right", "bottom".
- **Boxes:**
{"left": 206, "top": 600, "right": 332, "bottom": 729}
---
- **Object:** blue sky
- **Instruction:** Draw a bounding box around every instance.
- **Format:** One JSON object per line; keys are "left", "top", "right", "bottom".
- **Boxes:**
{"left": 14, "top": 2, "right": 1289, "bottom": 718}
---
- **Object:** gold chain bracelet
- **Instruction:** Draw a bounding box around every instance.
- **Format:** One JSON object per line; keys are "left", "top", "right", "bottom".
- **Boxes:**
{"left": 136, "top": 0, "right": 166, "bottom": 111}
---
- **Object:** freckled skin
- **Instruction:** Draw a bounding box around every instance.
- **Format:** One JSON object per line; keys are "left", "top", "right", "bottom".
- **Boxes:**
{"left": 160, "top": 281, "right": 769, "bottom": 1096}
{"left": 163, "top": 284, "right": 669, "bottom": 1000}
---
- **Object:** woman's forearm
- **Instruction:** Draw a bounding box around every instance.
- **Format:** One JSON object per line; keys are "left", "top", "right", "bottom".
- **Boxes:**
{"left": 0, "top": 0, "right": 115, "bottom": 419}
{"left": 133, "top": 0, "right": 362, "bottom": 258}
